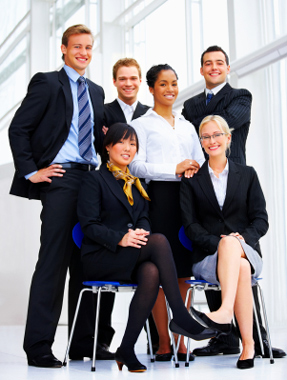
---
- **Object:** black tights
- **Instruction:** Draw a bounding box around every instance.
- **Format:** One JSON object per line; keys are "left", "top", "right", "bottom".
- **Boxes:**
{"left": 120, "top": 233, "right": 202, "bottom": 352}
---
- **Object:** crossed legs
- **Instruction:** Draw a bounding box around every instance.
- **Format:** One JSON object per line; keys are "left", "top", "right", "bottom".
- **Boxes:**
{"left": 206, "top": 236, "right": 254, "bottom": 360}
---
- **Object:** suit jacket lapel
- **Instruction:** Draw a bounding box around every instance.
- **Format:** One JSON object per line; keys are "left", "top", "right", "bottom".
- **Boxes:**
{"left": 100, "top": 165, "right": 134, "bottom": 220}
{"left": 194, "top": 91, "right": 206, "bottom": 116}
{"left": 133, "top": 102, "right": 145, "bottom": 120}
{"left": 206, "top": 83, "right": 232, "bottom": 112}
{"left": 222, "top": 160, "right": 240, "bottom": 213}
{"left": 58, "top": 68, "right": 73, "bottom": 131}
{"left": 112, "top": 100, "right": 127, "bottom": 122}
{"left": 196, "top": 162, "right": 222, "bottom": 216}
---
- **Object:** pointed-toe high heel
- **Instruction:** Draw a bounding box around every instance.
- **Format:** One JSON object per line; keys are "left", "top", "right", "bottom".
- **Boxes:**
{"left": 190, "top": 307, "right": 232, "bottom": 335}
{"left": 115, "top": 347, "right": 147, "bottom": 372}
{"left": 236, "top": 353, "right": 255, "bottom": 369}
{"left": 169, "top": 319, "right": 216, "bottom": 341}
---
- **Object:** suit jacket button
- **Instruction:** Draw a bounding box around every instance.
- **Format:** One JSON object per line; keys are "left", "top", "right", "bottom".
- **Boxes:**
{"left": 218, "top": 219, "right": 222, "bottom": 223}
{"left": 127, "top": 223, "right": 133, "bottom": 228}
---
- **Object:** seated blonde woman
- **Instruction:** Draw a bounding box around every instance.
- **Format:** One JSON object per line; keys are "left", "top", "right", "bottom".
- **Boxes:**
{"left": 180, "top": 115, "right": 268, "bottom": 369}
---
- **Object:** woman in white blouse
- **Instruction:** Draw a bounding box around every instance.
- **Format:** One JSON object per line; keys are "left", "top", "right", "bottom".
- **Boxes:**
{"left": 130, "top": 64, "right": 205, "bottom": 361}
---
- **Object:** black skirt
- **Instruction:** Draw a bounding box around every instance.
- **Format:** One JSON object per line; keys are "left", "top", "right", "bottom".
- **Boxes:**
{"left": 148, "top": 181, "right": 193, "bottom": 278}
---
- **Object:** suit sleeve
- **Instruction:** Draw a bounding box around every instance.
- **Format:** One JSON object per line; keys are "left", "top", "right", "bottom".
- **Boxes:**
{"left": 213, "top": 91, "right": 252, "bottom": 131}
{"left": 8, "top": 73, "right": 52, "bottom": 177}
{"left": 182, "top": 90, "right": 252, "bottom": 132}
{"left": 77, "top": 173, "right": 126, "bottom": 252}
{"left": 241, "top": 167, "right": 269, "bottom": 247}
{"left": 180, "top": 176, "right": 220, "bottom": 254}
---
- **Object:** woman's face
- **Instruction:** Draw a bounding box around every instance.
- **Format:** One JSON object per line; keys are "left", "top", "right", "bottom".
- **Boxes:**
{"left": 200, "top": 121, "right": 231, "bottom": 158}
{"left": 106, "top": 135, "right": 137, "bottom": 171}
{"left": 149, "top": 69, "right": 178, "bottom": 107}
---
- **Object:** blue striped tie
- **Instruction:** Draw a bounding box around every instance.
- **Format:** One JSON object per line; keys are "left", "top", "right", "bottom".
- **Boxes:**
{"left": 78, "top": 76, "right": 92, "bottom": 161}
{"left": 206, "top": 92, "right": 214, "bottom": 105}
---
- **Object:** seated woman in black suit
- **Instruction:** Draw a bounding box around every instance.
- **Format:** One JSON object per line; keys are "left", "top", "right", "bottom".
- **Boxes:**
{"left": 77, "top": 123, "right": 214, "bottom": 373}
{"left": 180, "top": 115, "right": 269, "bottom": 370}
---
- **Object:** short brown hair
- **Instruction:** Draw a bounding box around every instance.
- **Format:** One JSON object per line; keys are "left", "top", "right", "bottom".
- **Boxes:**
{"left": 61, "top": 24, "right": 94, "bottom": 61}
{"left": 113, "top": 58, "right": 142, "bottom": 80}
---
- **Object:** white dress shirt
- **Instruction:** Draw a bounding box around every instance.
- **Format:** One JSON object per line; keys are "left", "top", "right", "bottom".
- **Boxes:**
{"left": 129, "top": 109, "right": 205, "bottom": 182}
{"left": 117, "top": 98, "right": 138, "bottom": 123}
{"left": 205, "top": 82, "right": 226, "bottom": 97}
{"left": 208, "top": 160, "right": 229, "bottom": 210}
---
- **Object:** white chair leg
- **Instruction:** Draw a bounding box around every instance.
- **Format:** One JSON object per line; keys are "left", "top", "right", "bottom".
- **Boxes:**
{"left": 252, "top": 289, "right": 264, "bottom": 356}
{"left": 145, "top": 318, "right": 155, "bottom": 362}
{"left": 165, "top": 298, "right": 179, "bottom": 368}
{"left": 63, "top": 288, "right": 91, "bottom": 366}
{"left": 91, "top": 286, "right": 102, "bottom": 372}
{"left": 256, "top": 283, "right": 274, "bottom": 364}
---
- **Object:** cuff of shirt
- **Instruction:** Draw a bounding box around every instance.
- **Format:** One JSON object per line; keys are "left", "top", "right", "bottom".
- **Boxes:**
{"left": 25, "top": 170, "right": 38, "bottom": 180}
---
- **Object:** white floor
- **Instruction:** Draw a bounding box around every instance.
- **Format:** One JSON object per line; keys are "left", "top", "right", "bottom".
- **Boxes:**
{"left": 1, "top": 323, "right": 286, "bottom": 380}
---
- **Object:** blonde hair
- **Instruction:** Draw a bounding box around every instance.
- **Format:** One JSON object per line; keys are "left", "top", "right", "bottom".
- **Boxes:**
{"left": 199, "top": 115, "right": 233, "bottom": 154}
{"left": 113, "top": 58, "right": 142, "bottom": 80}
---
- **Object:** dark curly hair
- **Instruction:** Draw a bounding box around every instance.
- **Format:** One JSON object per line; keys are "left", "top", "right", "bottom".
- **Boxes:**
{"left": 146, "top": 64, "right": 178, "bottom": 88}
{"left": 102, "top": 123, "right": 139, "bottom": 163}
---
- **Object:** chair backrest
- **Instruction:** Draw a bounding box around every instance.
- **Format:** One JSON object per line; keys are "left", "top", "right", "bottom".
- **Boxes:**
{"left": 72, "top": 222, "right": 84, "bottom": 248}
{"left": 178, "top": 225, "right": 193, "bottom": 251}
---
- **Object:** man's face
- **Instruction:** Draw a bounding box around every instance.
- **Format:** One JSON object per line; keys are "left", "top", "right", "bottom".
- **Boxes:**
{"left": 200, "top": 51, "right": 230, "bottom": 89}
{"left": 61, "top": 33, "right": 93, "bottom": 75}
{"left": 113, "top": 66, "right": 141, "bottom": 105}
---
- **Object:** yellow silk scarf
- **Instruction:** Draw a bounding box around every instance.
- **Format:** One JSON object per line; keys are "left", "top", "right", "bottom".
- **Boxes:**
{"left": 107, "top": 161, "right": 150, "bottom": 205}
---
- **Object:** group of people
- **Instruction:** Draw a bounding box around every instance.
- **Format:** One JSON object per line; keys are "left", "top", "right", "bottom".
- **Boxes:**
{"left": 8, "top": 23, "right": 286, "bottom": 373}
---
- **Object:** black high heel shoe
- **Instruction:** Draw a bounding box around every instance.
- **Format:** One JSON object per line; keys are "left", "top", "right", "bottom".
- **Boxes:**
{"left": 115, "top": 347, "right": 147, "bottom": 372}
{"left": 236, "top": 353, "right": 255, "bottom": 369}
{"left": 169, "top": 320, "right": 216, "bottom": 341}
{"left": 190, "top": 307, "right": 232, "bottom": 335}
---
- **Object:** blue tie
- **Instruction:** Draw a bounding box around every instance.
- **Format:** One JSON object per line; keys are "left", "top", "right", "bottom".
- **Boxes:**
{"left": 78, "top": 76, "right": 92, "bottom": 161}
{"left": 206, "top": 92, "right": 214, "bottom": 105}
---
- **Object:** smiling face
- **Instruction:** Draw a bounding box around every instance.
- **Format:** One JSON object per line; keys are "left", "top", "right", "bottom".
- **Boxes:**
{"left": 200, "top": 120, "right": 231, "bottom": 158}
{"left": 113, "top": 66, "right": 142, "bottom": 105}
{"left": 61, "top": 33, "right": 93, "bottom": 75}
{"left": 200, "top": 51, "right": 230, "bottom": 89}
{"left": 149, "top": 69, "right": 178, "bottom": 107}
{"left": 106, "top": 135, "right": 138, "bottom": 171}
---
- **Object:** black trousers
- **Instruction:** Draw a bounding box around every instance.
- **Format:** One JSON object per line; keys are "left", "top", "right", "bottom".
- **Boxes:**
{"left": 23, "top": 169, "right": 115, "bottom": 358}
{"left": 206, "top": 286, "right": 267, "bottom": 347}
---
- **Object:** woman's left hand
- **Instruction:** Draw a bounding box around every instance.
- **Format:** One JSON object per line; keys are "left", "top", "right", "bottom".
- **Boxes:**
{"left": 221, "top": 232, "right": 245, "bottom": 242}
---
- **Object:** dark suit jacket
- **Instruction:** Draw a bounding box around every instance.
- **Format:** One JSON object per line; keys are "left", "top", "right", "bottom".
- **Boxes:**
{"left": 9, "top": 68, "right": 105, "bottom": 200}
{"left": 182, "top": 83, "right": 252, "bottom": 165}
{"left": 104, "top": 99, "right": 149, "bottom": 128}
{"left": 180, "top": 160, "right": 268, "bottom": 265}
{"left": 77, "top": 164, "right": 150, "bottom": 281}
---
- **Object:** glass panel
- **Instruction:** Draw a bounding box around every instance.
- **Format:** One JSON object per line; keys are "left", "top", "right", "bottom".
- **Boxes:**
{"left": 132, "top": 0, "right": 188, "bottom": 105}
{"left": 0, "top": 0, "right": 29, "bottom": 42}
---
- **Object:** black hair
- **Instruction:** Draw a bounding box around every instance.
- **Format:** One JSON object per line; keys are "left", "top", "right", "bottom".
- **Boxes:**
{"left": 146, "top": 64, "right": 178, "bottom": 88}
{"left": 200, "top": 45, "right": 229, "bottom": 66}
{"left": 102, "top": 123, "right": 139, "bottom": 163}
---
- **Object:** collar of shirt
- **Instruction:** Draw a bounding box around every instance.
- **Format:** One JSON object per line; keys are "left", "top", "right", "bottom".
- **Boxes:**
{"left": 205, "top": 82, "right": 226, "bottom": 97}
{"left": 64, "top": 64, "right": 87, "bottom": 83}
{"left": 117, "top": 98, "right": 138, "bottom": 113}
{"left": 145, "top": 108, "right": 184, "bottom": 122}
{"left": 208, "top": 160, "right": 229, "bottom": 178}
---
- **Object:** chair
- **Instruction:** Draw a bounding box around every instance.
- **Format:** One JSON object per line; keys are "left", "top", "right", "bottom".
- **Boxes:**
{"left": 63, "top": 222, "right": 155, "bottom": 371}
{"left": 177, "top": 226, "right": 274, "bottom": 366}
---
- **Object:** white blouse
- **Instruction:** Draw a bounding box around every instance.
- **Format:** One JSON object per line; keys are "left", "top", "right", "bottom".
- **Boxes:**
{"left": 129, "top": 109, "right": 205, "bottom": 182}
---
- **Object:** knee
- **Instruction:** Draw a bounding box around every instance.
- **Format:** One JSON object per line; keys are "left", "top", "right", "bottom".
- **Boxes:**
{"left": 218, "top": 236, "right": 241, "bottom": 257}
{"left": 149, "top": 233, "right": 171, "bottom": 251}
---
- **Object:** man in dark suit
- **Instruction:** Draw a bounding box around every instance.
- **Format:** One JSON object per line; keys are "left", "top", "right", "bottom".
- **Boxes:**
{"left": 9, "top": 25, "right": 113, "bottom": 368}
{"left": 182, "top": 45, "right": 286, "bottom": 358}
{"left": 103, "top": 58, "right": 149, "bottom": 131}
